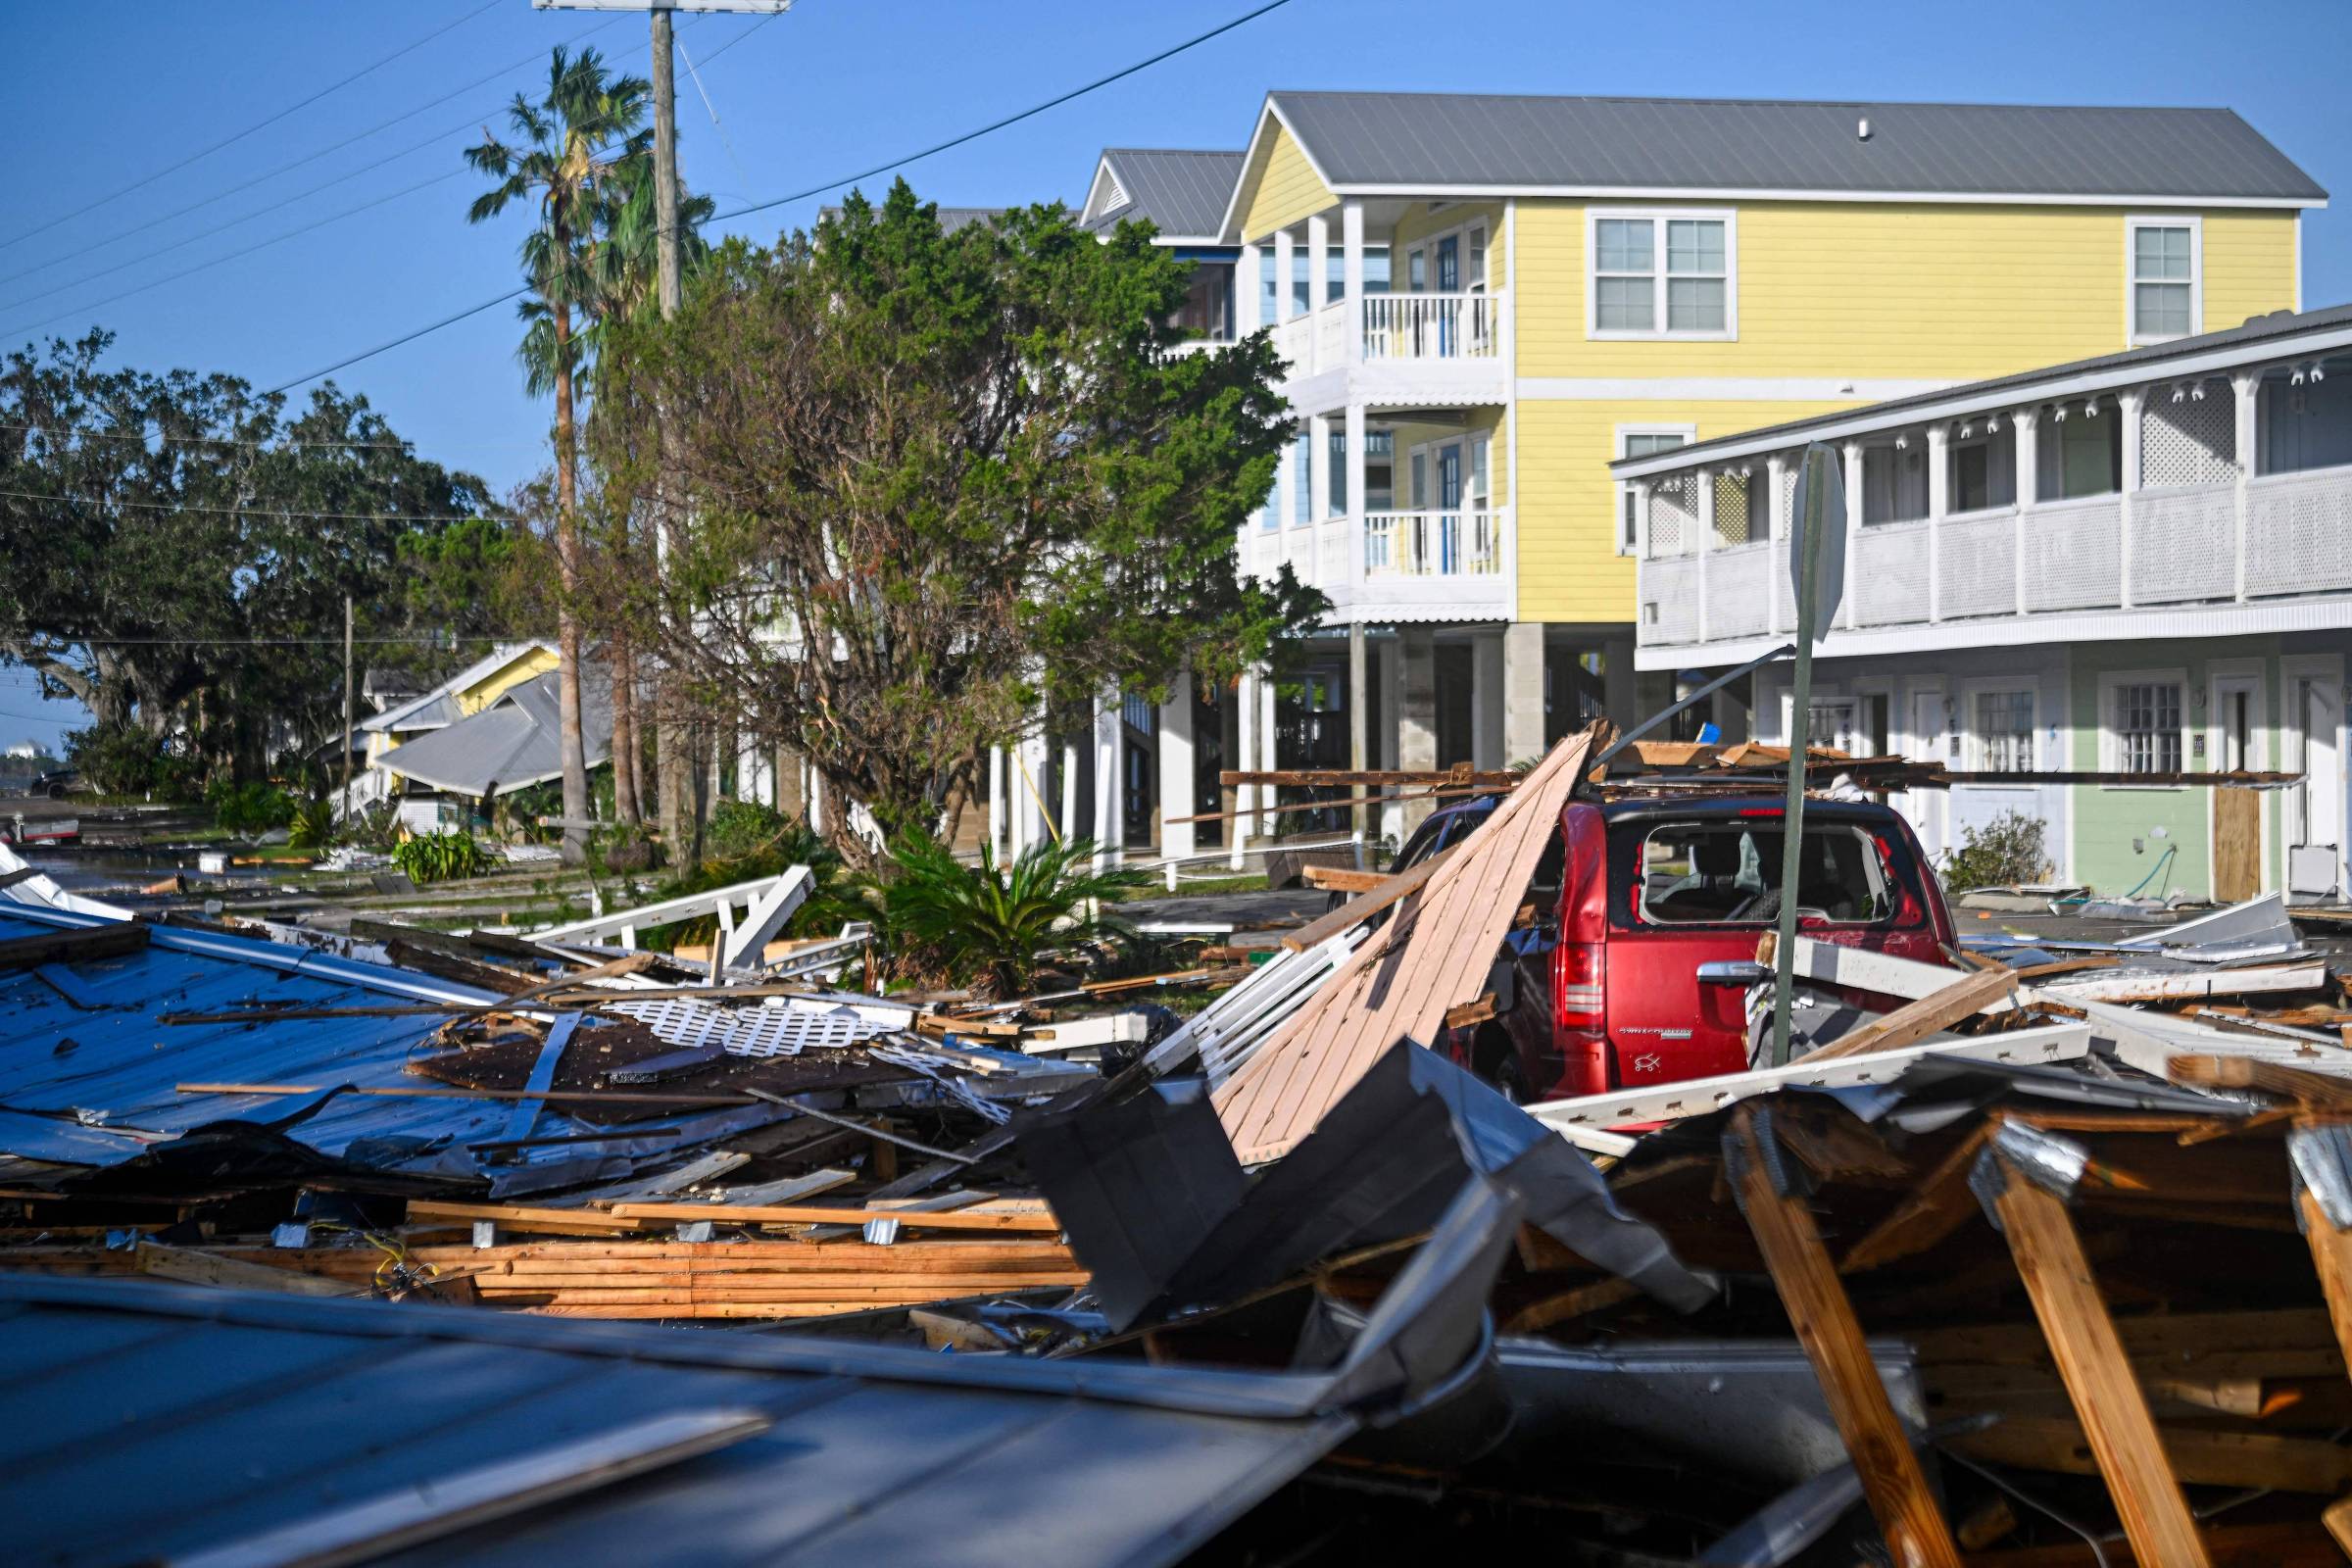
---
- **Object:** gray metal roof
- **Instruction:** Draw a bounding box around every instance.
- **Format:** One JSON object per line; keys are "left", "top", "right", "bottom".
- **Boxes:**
{"left": 379, "top": 668, "right": 612, "bottom": 797}
{"left": 1614, "top": 301, "right": 2352, "bottom": 473}
{"left": 1085, "top": 149, "right": 1245, "bottom": 240}
{"left": 1264, "top": 92, "right": 2326, "bottom": 203}
{"left": 0, "top": 1275, "right": 1361, "bottom": 1568}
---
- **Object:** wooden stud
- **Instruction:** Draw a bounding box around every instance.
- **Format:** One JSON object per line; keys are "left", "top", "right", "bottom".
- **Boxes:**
{"left": 0, "top": 920, "right": 149, "bottom": 971}
{"left": 2293, "top": 1165, "right": 2352, "bottom": 1396}
{"left": 1727, "top": 1106, "right": 1962, "bottom": 1568}
{"left": 1984, "top": 1144, "right": 2212, "bottom": 1568}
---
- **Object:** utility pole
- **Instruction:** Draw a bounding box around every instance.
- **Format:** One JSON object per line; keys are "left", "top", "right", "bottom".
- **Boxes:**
{"left": 652, "top": 8, "right": 682, "bottom": 318}
{"left": 340, "top": 595, "right": 355, "bottom": 811}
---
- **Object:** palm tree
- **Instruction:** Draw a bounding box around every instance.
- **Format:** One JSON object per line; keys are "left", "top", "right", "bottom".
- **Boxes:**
{"left": 466, "top": 46, "right": 650, "bottom": 862}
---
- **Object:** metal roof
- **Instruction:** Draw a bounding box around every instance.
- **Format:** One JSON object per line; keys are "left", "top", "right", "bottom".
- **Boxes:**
{"left": 0, "top": 906, "right": 780, "bottom": 1194}
{"left": 0, "top": 1274, "right": 1368, "bottom": 1568}
{"left": 1261, "top": 91, "right": 2326, "bottom": 204}
{"left": 377, "top": 667, "right": 612, "bottom": 797}
{"left": 1614, "top": 301, "right": 2352, "bottom": 475}
{"left": 1084, "top": 149, "right": 1245, "bottom": 240}
{"left": 361, "top": 642, "right": 553, "bottom": 736}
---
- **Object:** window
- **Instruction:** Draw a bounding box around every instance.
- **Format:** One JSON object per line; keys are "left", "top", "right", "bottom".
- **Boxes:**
{"left": 1631, "top": 820, "right": 1913, "bottom": 926}
{"left": 1971, "top": 689, "right": 2035, "bottom": 770}
{"left": 1616, "top": 428, "right": 1692, "bottom": 553}
{"left": 1861, "top": 442, "right": 1929, "bottom": 524}
{"left": 2129, "top": 218, "right": 2199, "bottom": 344}
{"left": 2114, "top": 680, "right": 2184, "bottom": 774}
{"left": 1591, "top": 211, "right": 1735, "bottom": 339}
{"left": 1949, "top": 425, "right": 2017, "bottom": 513}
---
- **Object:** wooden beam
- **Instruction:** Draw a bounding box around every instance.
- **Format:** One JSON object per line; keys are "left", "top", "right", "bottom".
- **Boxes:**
{"left": 1948, "top": 1415, "right": 2352, "bottom": 1494}
{"left": 605, "top": 1200, "right": 1062, "bottom": 1233}
{"left": 0, "top": 920, "right": 148, "bottom": 971}
{"left": 2170, "top": 1055, "right": 2352, "bottom": 1110}
{"left": 1277, "top": 844, "right": 1456, "bottom": 954}
{"left": 1805, "top": 965, "right": 2021, "bottom": 1062}
{"left": 1984, "top": 1144, "right": 2211, "bottom": 1568}
{"left": 1301, "top": 864, "right": 1388, "bottom": 895}
{"left": 1218, "top": 765, "right": 1519, "bottom": 789}
{"left": 1727, "top": 1107, "right": 1962, "bottom": 1567}
{"left": 2293, "top": 1169, "right": 2352, "bottom": 1407}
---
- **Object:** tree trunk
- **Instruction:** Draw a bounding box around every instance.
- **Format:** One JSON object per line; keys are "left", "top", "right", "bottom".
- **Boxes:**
{"left": 610, "top": 632, "right": 641, "bottom": 824}
{"left": 552, "top": 301, "right": 592, "bottom": 867}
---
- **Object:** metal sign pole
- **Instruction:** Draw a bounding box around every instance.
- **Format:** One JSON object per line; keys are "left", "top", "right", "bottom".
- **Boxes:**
{"left": 1769, "top": 444, "right": 1845, "bottom": 1067}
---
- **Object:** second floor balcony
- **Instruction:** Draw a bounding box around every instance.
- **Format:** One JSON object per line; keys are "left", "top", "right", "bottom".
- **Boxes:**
{"left": 1623, "top": 312, "right": 2352, "bottom": 666}
{"left": 1241, "top": 507, "right": 1513, "bottom": 625}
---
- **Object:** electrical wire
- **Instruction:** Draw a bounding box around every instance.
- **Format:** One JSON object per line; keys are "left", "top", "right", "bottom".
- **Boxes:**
{"left": 0, "top": 487, "right": 490, "bottom": 524}
{"left": 0, "top": 422, "right": 416, "bottom": 452}
{"left": 0, "top": 0, "right": 506, "bottom": 255}
{"left": 264, "top": 0, "right": 1294, "bottom": 395}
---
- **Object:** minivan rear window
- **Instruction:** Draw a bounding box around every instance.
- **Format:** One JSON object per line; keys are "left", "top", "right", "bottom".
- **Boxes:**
{"left": 1627, "top": 819, "right": 1917, "bottom": 927}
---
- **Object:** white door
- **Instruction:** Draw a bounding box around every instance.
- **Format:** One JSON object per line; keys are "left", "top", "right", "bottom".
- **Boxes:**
{"left": 1906, "top": 687, "right": 1950, "bottom": 862}
{"left": 2287, "top": 672, "right": 2344, "bottom": 896}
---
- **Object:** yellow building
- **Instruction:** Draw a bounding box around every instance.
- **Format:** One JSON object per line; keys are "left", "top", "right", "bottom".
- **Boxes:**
{"left": 358, "top": 641, "right": 560, "bottom": 773}
{"left": 1208, "top": 91, "right": 2318, "bottom": 841}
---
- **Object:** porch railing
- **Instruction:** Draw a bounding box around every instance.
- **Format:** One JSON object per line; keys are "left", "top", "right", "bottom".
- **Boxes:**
{"left": 1363, "top": 510, "right": 1503, "bottom": 576}
{"left": 1360, "top": 292, "right": 1502, "bottom": 362}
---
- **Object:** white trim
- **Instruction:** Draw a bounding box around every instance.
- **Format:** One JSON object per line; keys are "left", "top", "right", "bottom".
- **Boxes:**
{"left": 1523, "top": 375, "right": 1949, "bottom": 402}
{"left": 2096, "top": 666, "right": 2190, "bottom": 782}
{"left": 1084, "top": 156, "right": 1130, "bottom": 225}
{"left": 1586, "top": 208, "right": 1737, "bottom": 342}
{"left": 2126, "top": 214, "right": 2203, "bottom": 346}
{"left": 2295, "top": 214, "right": 2304, "bottom": 312}
{"left": 1320, "top": 181, "right": 2322, "bottom": 211}
{"left": 1614, "top": 423, "right": 1696, "bottom": 556}
{"left": 2279, "top": 652, "right": 2345, "bottom": 879}
{"left": 1611, "top": 322, "right": 2352, "bottom": 479}
{"left": 1219, "top": 99, "right": 1345, "bottom": 244}
{"left": 1504, "top": 200, "right": 1520, "bottom": 615}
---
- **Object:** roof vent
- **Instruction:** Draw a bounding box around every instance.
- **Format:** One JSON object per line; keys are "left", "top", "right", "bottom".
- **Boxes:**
{"left": 1856, "top": 116, "right": 1872, "bottom": 141}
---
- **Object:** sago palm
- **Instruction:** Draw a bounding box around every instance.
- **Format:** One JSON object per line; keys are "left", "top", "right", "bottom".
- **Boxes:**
{"left": 465, "top": 46, "right": 650, "bottom": 860}
{"left": 880, "top": 830, "right": 1151, "bottom": 995}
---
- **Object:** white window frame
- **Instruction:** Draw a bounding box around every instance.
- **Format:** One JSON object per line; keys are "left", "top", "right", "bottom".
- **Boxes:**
{"left": 1961, "top": 680, "right": 2038, "bottom": 771}
{"left": 2098, "top": 667, "right": 2189, "bottom": 784}
{"left": 2126, "top": 215, "right": 2202, "bottom": 347}
{"left": 1616, "top": 423, "right": 1695, "bottom": 556}
{"left": 1587, "top": 208, "right": 1738, "bottom": 342}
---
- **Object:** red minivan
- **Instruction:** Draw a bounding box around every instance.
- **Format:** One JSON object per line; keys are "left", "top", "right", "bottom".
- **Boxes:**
{"left": 1442, "top": 794, "right": 1958, "bottom": 1101}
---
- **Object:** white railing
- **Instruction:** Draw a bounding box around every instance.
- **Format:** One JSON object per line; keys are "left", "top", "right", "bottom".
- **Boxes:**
{"left": 1644, "top": 556, "right": 1701, "bottom": 646}
{"left": 1313, "top": 298, "right": 1348, "bottom": 368}
{"left": 1854, "top": 520, "right": 1933, "bottom": 626}
{"left": 2246, "top": 464, "right": 2352, "bottom": 598}
{"left": 1936, "top": 508, "right": 2020, "bottom": 620}
{"left": 1360, "top": 292, "right": 1502, "bottom": 362}
{"left": 1271, "top": 313, "right": 1313, "bottom": 374}
{"left": 1363, "top": 510, "right": 1504, "bottom": 576}
{"left": 2022, "top": 494, "right": 2121, "bottom": 612}
{"left": 2132, "top": 482, "right": 2236, "bottom": 604}
{"left": 1707, "top": 540, "right": 1774, "bottom": 640}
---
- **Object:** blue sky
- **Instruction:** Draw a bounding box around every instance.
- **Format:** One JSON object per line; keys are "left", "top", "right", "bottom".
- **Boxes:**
{"left": 1, "top": 0, "right": 2346, "bottom": 752}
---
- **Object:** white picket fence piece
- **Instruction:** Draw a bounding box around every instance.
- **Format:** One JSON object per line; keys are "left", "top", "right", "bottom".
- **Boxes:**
{"left": 1141, "top": 931, "right": 1364, "bottom": 1088}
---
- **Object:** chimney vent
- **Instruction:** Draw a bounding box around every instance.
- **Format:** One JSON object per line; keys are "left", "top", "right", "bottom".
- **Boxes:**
{"left": 1857, "top": 116, "right": 1873, "bottom": 141}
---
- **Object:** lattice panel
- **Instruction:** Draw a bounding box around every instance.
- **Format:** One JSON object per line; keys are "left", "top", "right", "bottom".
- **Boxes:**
{"left": 1854, "top": 521, "right": 1930, "bottom": 625}
{"left": 602, "top": 995, "right": 911, "bottom": 1058}
{"left": 2024, "top": 500, "right": 2122, "bottom": 612}
{"left": 1712, "top": 470, "right": 1752, "bottom": 546}
{"left": 1779, "top": 460, "right": 1798, "bottom": 537}
{"left": 1648, "top": 474, "right": 1697, "bottom": 557}
{"left": 2247, "top": 472, "right": 2352, "bottom": 597}
{"left": 1937, "top": 511, "right": 2018, "bottom": 618}
{"left": 2130, "top": 487, "right": 2236, "bottom": 604}
{"left": 2142, "top": 384, "right": 2236, "bottom": 487}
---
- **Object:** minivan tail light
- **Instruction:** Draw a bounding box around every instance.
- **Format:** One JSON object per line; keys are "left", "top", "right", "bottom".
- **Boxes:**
{"left": 1555, "top": 940, "right": 1605, "bottom": 1030}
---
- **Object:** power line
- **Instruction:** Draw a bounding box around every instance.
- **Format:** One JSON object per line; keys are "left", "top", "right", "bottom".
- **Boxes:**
{"left": 0, "top": 12, "right": 636, "bottom": 299}
{"left": 0, "top": 0, "right": 505, "bottom": 256}
{"left": 0, "top": 423, "right": 416, "bottom": 452}
{"left": 266, "top": 0, "right": 1293, "bottom": 394}
{"left": 0, "top": 488, "right": 492, "bottom": 524}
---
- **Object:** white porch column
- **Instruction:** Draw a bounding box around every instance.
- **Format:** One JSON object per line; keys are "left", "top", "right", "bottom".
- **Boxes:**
{"left": 1347, "top": 622, "right": 1369, "bottom": 847}
{"left": 1763, "top": 455, "right": 1788, "bottom": 635}
{"left": 1341, "top": 199, "right": 1365, "bottom": 366}
{"left": 1157, "top": 670, "right": 1196, "bottom": 887}
{"left": 1231, "top": 669, "right": 1256, "bottom": 869}
{"left": 1308, "top": 412, "right": 1332, "bottom": 526}
{"left": 2013, "top": 409, "right": 2039, "bottom": 616}
{"left": 1397, "top": 627, "right": 1438, "bottom": 835}
{"left": 1304, "top": 209, "right": 1329, "bottom": 315}
{"left": 1694, "top": 466, "right": 1716, "bottom": 645}
{"left": 1346, "top": 404, "right": 1368, "bottom": 603}
{"left": 1272, "top": 227, "right": 1296, "bottom": 323}
{"left": 2232, "top": 370, "right": 2261, "bottom": 602}
{"left": 2118, "top": 386, "right": 2145, "bottom": 609}
{"left": 1277, "top": 433, "right": 1299, "bottom": 534}
{"left": 1839, "top": 442, "right": 1863, "bottom": 630}
{"left": 1926, "top": 423, "right": 1949, "bottom": 623}
{"left": 1018, "top": 727, "right": 1051, "bottom": 853}
{"left": 1377, "top": 636, "right": 1401, "bottom": 845}
{"left": 1503, "top": 622, "right": 1545, "bottom": 766}
{"left": 987, "top": 745, "right": 1006, "bottom": 861}
{"left": 1091, "top": 688, "right": 1123, "bottom": 868}
{"left": 1472, "top": 632, "right": 1505, "bottom": 770}
{"left": 1237, "top": 241, "right": 1262, "bottom": 335}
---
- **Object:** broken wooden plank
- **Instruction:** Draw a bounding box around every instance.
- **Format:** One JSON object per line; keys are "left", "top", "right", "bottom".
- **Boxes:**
{"left": 1949, "top": 1415, "right": 2352, "bottom": 1494}
{"left": 133, "top": 1240, "right": 368, "bottom": 1298}
{"left": 1726, "top": 1106, "right": 1961, "bottom": 1567}
{"left": 1804, "top": 965, "right": 2022, "bottom": 1062}
{"left": 1983, "top": 1144, "right": 2212, "bottom": 1568}
{"left": 1839, "top": 1124, "right": 1995, "bottom": 1274}
{"left": 2169, "top": 1054, "right": 2352, "bottom": 1110}
{"left": 604, "top": 1200, "right": 1063, "bottom": 1233}
{"left": 0, "top": 920, "right": 148, "bottom": 971}
{"left": 1300, "top": 864, "right": 1388, "bottom": 895}
{"left": 1276, "top": 845, "right": 1457, "bottom": 954}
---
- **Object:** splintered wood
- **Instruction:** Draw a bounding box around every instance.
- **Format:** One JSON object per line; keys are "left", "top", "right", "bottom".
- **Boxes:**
{"left": 1214, "top": 726, "right": 1600, "bottom": 1164}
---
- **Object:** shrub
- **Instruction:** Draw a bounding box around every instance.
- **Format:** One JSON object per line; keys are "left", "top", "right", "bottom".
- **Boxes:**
{"left": 285, "top": 796, "right": 335, "bottom": 851}
{"left": 392, "top": 831, "right": 488, "bottom": 885}
{"left": 207, "top": 779, "right": 295, "bottom": 837}
{"left": 876, "top": 830, "right": 1150, "bottom": 995}
{"left": 1943, "top": 809, "right": 2052, "bottom": 891}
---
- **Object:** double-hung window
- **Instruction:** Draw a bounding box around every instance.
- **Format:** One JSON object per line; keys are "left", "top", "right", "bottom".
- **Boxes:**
{"left": 1592, "top": 211, "right": 1735, "bottom": 339}
{"left": 2113, "top": 680, "right": 2184, "bottom": 774}
{"left": 1971, "top": 690, "right": 2035, "bottom": 771}
{"left": 2129, "top": 218, "right": 2199, "bottom": 344}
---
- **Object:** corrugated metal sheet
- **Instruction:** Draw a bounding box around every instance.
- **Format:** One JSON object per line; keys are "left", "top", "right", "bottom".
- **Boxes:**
{"left": 1087, "top": 149, "right": 1244, "bottom": 239}
{"left": 0, "top": 1275, "right": 1359, "bottom": 1568}
{"left": 0, "top": 906, "right": 781, "bottom": 1190}
{"left": 1269, "top": 92, "right": 2326, "bottom": 203}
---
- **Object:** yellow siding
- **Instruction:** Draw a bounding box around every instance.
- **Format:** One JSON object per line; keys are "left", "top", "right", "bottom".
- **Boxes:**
{"left": 2203, "top": 211, "right": 2300, "bottom": 326}
{"left": 1238, "top": 122, "right": 1335, "bottom": 242}
{"left": 1515, "top": 398, "right": 1851, "bottom": 622}
{"left": 458, "top": 646, "right": 559, "bottom": 715}
{"left": 1514, "top": 201, "right": 2300, "bottom": 381}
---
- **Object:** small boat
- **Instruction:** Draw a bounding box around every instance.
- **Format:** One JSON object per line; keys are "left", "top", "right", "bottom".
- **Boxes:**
{"left": 0, "top": 815, "right": 78, "bottom": 847}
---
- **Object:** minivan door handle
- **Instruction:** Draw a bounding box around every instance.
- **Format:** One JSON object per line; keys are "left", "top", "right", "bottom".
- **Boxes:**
{"left": 1696, "top": 959, "right": 1771, "bottom": 985}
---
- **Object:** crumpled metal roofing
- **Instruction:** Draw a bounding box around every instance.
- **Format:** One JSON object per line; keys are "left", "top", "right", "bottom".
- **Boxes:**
{"left": 0, "top": 906, "right": 780, "bottom": 1192}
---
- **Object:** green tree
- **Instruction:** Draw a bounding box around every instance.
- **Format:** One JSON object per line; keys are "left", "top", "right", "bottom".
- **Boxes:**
{"left": 594, "top": 183, "right": 1322, "bottom": 869}
{"left": 466, "top": 45, "right": 650, "bottom": 863}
